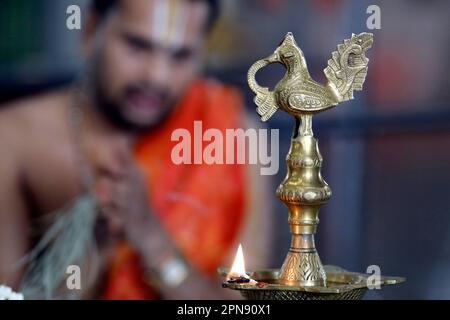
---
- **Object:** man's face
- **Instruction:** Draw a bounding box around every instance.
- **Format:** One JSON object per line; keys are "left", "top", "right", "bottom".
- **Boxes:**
{"left": 87, "top": 0, "right": 209, "bottom": 130}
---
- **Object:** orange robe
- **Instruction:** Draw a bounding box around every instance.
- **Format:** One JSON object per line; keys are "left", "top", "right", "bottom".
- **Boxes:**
{"left": 102, "top": 79, "right": 248, "bottom": 299}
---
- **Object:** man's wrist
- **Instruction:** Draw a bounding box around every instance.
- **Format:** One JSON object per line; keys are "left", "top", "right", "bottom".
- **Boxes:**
{"left": 133, "top": 217, "right": 191, "bottom": 288}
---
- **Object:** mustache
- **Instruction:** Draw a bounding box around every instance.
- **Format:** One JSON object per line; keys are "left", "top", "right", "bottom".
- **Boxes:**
{"left": 124, "top": 83, "right": 170, "bottom": 103}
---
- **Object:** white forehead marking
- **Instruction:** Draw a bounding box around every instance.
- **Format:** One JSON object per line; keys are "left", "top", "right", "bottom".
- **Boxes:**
{"left": 171, "top": 1, "right": 189, "bottom": 47}
{"left": 152, "top": 0, "right": 189, "bottom": 49}
{"left": 152, "top": 0, "right": 168, "bottom": 43}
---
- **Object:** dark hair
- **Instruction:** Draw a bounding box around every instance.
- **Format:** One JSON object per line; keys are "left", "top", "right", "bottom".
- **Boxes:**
{"left": 92, "top": 0, "right": 220, "bottom": 31}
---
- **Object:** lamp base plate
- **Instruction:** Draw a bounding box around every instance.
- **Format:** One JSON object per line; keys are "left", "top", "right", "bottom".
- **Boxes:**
{"left": 219, "top": 265, "right": 405, "bottom": 300}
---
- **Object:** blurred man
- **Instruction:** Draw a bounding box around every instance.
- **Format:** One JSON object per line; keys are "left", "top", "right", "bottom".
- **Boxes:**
{"left": 0, "top": 0, "right": 272, "bottom": 299}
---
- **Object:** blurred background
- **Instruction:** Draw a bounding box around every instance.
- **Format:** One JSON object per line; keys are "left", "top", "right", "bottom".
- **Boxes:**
{"left": 1, "top": 0, "right": 449, "bottom": 299}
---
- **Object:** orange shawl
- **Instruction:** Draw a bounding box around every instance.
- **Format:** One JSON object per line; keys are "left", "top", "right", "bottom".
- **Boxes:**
{"left": 101, "top": 79, "right": 247, "bottom": 299}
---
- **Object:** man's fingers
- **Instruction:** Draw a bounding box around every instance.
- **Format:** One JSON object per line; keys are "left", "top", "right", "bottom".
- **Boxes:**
{"left": 94, "top": 176, "right": 125, "bottom": 235}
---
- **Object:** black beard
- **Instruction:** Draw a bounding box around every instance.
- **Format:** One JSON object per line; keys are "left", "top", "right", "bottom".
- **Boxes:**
{"left": 85, "top": 51, "right": 178, "bottom": 133}
{"left": 91, "top": 79, "right": 177, "bottom": 134}
{"left": 94, "top": 93, "right": 141, "bottom": 133}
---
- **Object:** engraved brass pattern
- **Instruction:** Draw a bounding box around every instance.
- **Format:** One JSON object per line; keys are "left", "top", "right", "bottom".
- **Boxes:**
{"left": 220, "top": 32, "right": 405, "bottom": 300}
{"left": 247, "top": 32, "right": 373, "bottom": 286}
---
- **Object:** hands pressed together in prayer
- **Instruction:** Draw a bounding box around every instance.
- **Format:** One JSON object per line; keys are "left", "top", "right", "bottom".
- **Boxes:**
{"left": 90, "top": 141, "right": 236, "bottom": 299}
{"left": 91, "top": 140, "right": 174, "bottom": 262}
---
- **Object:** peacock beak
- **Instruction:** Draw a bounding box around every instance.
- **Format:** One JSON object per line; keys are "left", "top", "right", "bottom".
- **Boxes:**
{"left": 265, "top": 52, "right": 279, "bottom": 63}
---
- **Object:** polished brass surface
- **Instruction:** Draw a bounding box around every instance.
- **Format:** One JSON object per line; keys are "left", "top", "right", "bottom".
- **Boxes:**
{"left": 219, "top": 266, "right": 405, "bottom": 300}
{"left": 221, "top": 32, "right": 405, "bottom": 299}
{"left": 247, "top": 32, "right": 374, "bottom": 287}
{"left": 247, "top": 32, "right": 373, "bottom": 120}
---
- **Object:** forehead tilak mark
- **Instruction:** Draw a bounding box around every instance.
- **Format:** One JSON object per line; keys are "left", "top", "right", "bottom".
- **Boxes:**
{"left": 152, "top": 0, "right": 189, "bottom": 49}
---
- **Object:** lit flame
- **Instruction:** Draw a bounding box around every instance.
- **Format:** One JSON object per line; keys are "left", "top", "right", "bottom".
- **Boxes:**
{"left": 227, "top": 244, "right": 250, "bottom": 279}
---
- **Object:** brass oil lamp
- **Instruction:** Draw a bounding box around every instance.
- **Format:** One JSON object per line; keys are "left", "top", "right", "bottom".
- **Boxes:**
{"left": 220, "top": 32, "right": 405, "bottom": 300}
